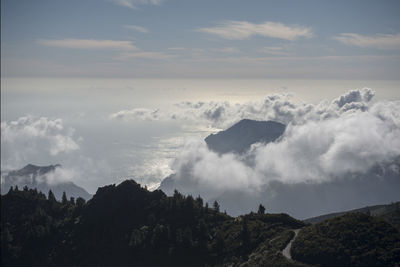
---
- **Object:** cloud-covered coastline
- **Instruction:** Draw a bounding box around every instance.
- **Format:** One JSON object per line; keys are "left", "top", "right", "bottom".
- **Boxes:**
{"left": 2, "top": 88, "right": 399, "bottom": 214}
{"left": 151, "top": 89, "right": 400, "bottom": 202}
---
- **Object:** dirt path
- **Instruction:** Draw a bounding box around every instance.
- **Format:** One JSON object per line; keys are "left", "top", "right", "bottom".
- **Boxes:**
{"left": 282, "top": 229, "right": 300, "bottom": 260}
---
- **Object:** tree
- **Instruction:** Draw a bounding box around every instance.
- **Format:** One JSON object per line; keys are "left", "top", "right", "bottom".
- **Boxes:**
{"left": 257, "top": 204, "right": 266, "bottom": 214}
{"left": 62, "top": 191, "right": 68, "bottom": 205}
{"left": 7, "top": 186, "right": 14, "bottom": 194}
{"left": 48, "top": 190, "right": 56, "bottom": 202}
{"left": 196, "top": 195, "right": 203, "bottom": 207}
{"left": 240, "top": 217, "right": 250, "bottom": 253}
{"left": 173, "top": 190, "right": 183, "bottom": 200}
{"left": 213, "top": 201, "right": 220, "bottom": 212}
{"left": 76, "top": 197, "right": 86, "bottom": 207}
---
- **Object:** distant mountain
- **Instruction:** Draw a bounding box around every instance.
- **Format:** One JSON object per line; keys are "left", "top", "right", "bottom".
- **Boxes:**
{"left": 205, "top": 119, "right": 285, "bottom": 154}
{"left": 1, "top": 164, "right": 91, "bottom": 200}
{"left": 304, "top": 201, "right": 400, "bottom": 228}
{"left": 159, "top": 119, "right": 286, "bottom": 196}
{"left": 206, "top": 162, "right": 400, "bottom": 219}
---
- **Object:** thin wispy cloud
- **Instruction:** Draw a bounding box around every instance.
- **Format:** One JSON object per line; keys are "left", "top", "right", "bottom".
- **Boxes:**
{"left": 110, "top": 0, "right": 165, "bottom": 9}
{"left": 116, "top": 51, "right": 175, "bottom": 60}
{"left": 212, "top": 47, "right": 240, "bottom": 53}
{"left": 334, "top": 33, "right": 400, "bottom": 49}
{"left": 197, "top": 21, "right": 313, "bottom": 40}
{"left": 259, "top": 46, "right": 290, "bottom": 56}
{"left": 167, "top": 47, "right": 186, "bottom": 51}
{"left": 124, "top": 25, "right": 149, "bottom": 33}
{"left": 37, "top": 39, "right": 137, "bottom": 50}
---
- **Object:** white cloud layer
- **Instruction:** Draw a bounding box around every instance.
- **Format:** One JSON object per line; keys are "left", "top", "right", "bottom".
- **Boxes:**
{"left": 334, "top": 33, "right": 400, "bottom": 49}
{"left": 156, "top": 89, "right": 400, "bottom": 200}
{"left": 197, "top": 20, "right": 313, "bottom": 40}
{"left": 1, "top": 116, "right": 80, "bottom": 168}
{"left": 35, "top": 167, "right": 78, "bottom": 186}
{"left": 37, "top": 39, "right": 137, "bottom": 50}
{"left": 110, "top": 88, "right": 378, "bottom": 129}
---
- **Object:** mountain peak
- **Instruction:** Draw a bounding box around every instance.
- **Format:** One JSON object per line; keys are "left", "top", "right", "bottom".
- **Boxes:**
{"left": 205, "top": 119, "right": 285, "bottom": 154}
{"left": 16, "top": 164, "right": 61, "bottom": 176}
{"left": 1, "top": 164, "right": 91, "bottom": 200}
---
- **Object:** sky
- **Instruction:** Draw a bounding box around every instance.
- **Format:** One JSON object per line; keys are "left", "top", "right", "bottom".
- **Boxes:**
{"left": 2, "top": 0, "right": 400, "bottom": 79}
{"left": 1, "top": 0, "right": 400, "bottom": 212}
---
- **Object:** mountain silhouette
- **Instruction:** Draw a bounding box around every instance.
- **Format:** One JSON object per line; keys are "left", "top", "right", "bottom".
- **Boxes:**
{"left": 1, "top": 164, "right": 91, "bottom": 200}
{"left": 205, "top": 119, "right": 285, "bottom": 154}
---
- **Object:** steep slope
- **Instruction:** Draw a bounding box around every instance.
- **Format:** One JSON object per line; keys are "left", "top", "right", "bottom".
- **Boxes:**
{"left": 1, "top": 164, "right": 91, "bottom": 200}
{"left": 205, "top": 119, "right": 285, "bottom": 154}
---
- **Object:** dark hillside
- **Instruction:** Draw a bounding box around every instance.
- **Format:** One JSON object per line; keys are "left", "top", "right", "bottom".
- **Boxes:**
{"left": 1, "top": 180, "right": 306, "bottom": 267}
{"left": 3, "top": 181, "right": 398, "bottom": 266}
{"left": 304, "top": 201, "right": 400, "bottom": 228}
{"left": 292, "top": 213, "right": 400, "bottom": 267}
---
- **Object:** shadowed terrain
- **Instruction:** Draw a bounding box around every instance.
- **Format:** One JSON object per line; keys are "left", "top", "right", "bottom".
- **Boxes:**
{"left": 2, "top": 180, "right": 400, "bottom": 266}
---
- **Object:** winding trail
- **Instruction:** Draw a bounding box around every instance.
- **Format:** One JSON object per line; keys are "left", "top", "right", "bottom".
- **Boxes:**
{"left": 282, "top": 229, "right": 301, "bottom": 260}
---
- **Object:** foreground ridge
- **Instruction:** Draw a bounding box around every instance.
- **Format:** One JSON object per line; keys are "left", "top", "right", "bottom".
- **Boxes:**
{"left": 2, "top": 180, "right": 399, "bottom": 267}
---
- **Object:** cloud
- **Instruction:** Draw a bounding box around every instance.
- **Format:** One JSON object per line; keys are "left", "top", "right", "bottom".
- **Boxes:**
{"left": 170, "top": 140, "right": 261, "bottom": 195}
{"left": 116, "top": 51, "right": 175, "bottom": 60}
{"left": 36, "top": 166, "right": 78, "bottom": 186}
{"left": 110, "top": 0, "right": 165, "bottom": 9}
{"left": 124, "top": 25, "right": 149, "bottom": 33}
{"left": 211, "top": 47, "right": 240, "bottom": 53}
{"left": 37, "top": 39, "right": 137, "bottom": 50}
{"left": 168, "top": 47, "right": 186, "bottom": 51}
{"left": 1, "top": 116, "right": 80, "bottom": 168}
{"left": 332, "top": 87, "right": 374, "bottom": 108}
{"left": 110, "top": 88, "right": 376, "bottom": 131}
{"left": 109, "top": 108, "right": 163, "bottom": 121}
{"left": 253, "top": 109, "right": 400, "bottom": 184}
{"left": 334, "top": 33, "right": 400, "bottom": 49}
{"left": 160, "top": 89, "right": 400, "bottom": 200}
{"left": 197, "top": 20, "right": 313, "bottom": 40}
{"left": 259, "top": 46, "right": 290, "bottom": 56}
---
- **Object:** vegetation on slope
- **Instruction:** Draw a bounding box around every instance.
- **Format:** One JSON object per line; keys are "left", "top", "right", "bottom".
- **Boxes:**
{"left": 3, "top": 181, "right": 399, "bottom": 267}
{"left": 1, "top": 181, "right": 305, "bottom": 267}
{"left": 304, "top": 201, "right": 400, "bottom": 228}
{"left": 291, "top": 213, "right": 400, "bottom": 267}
